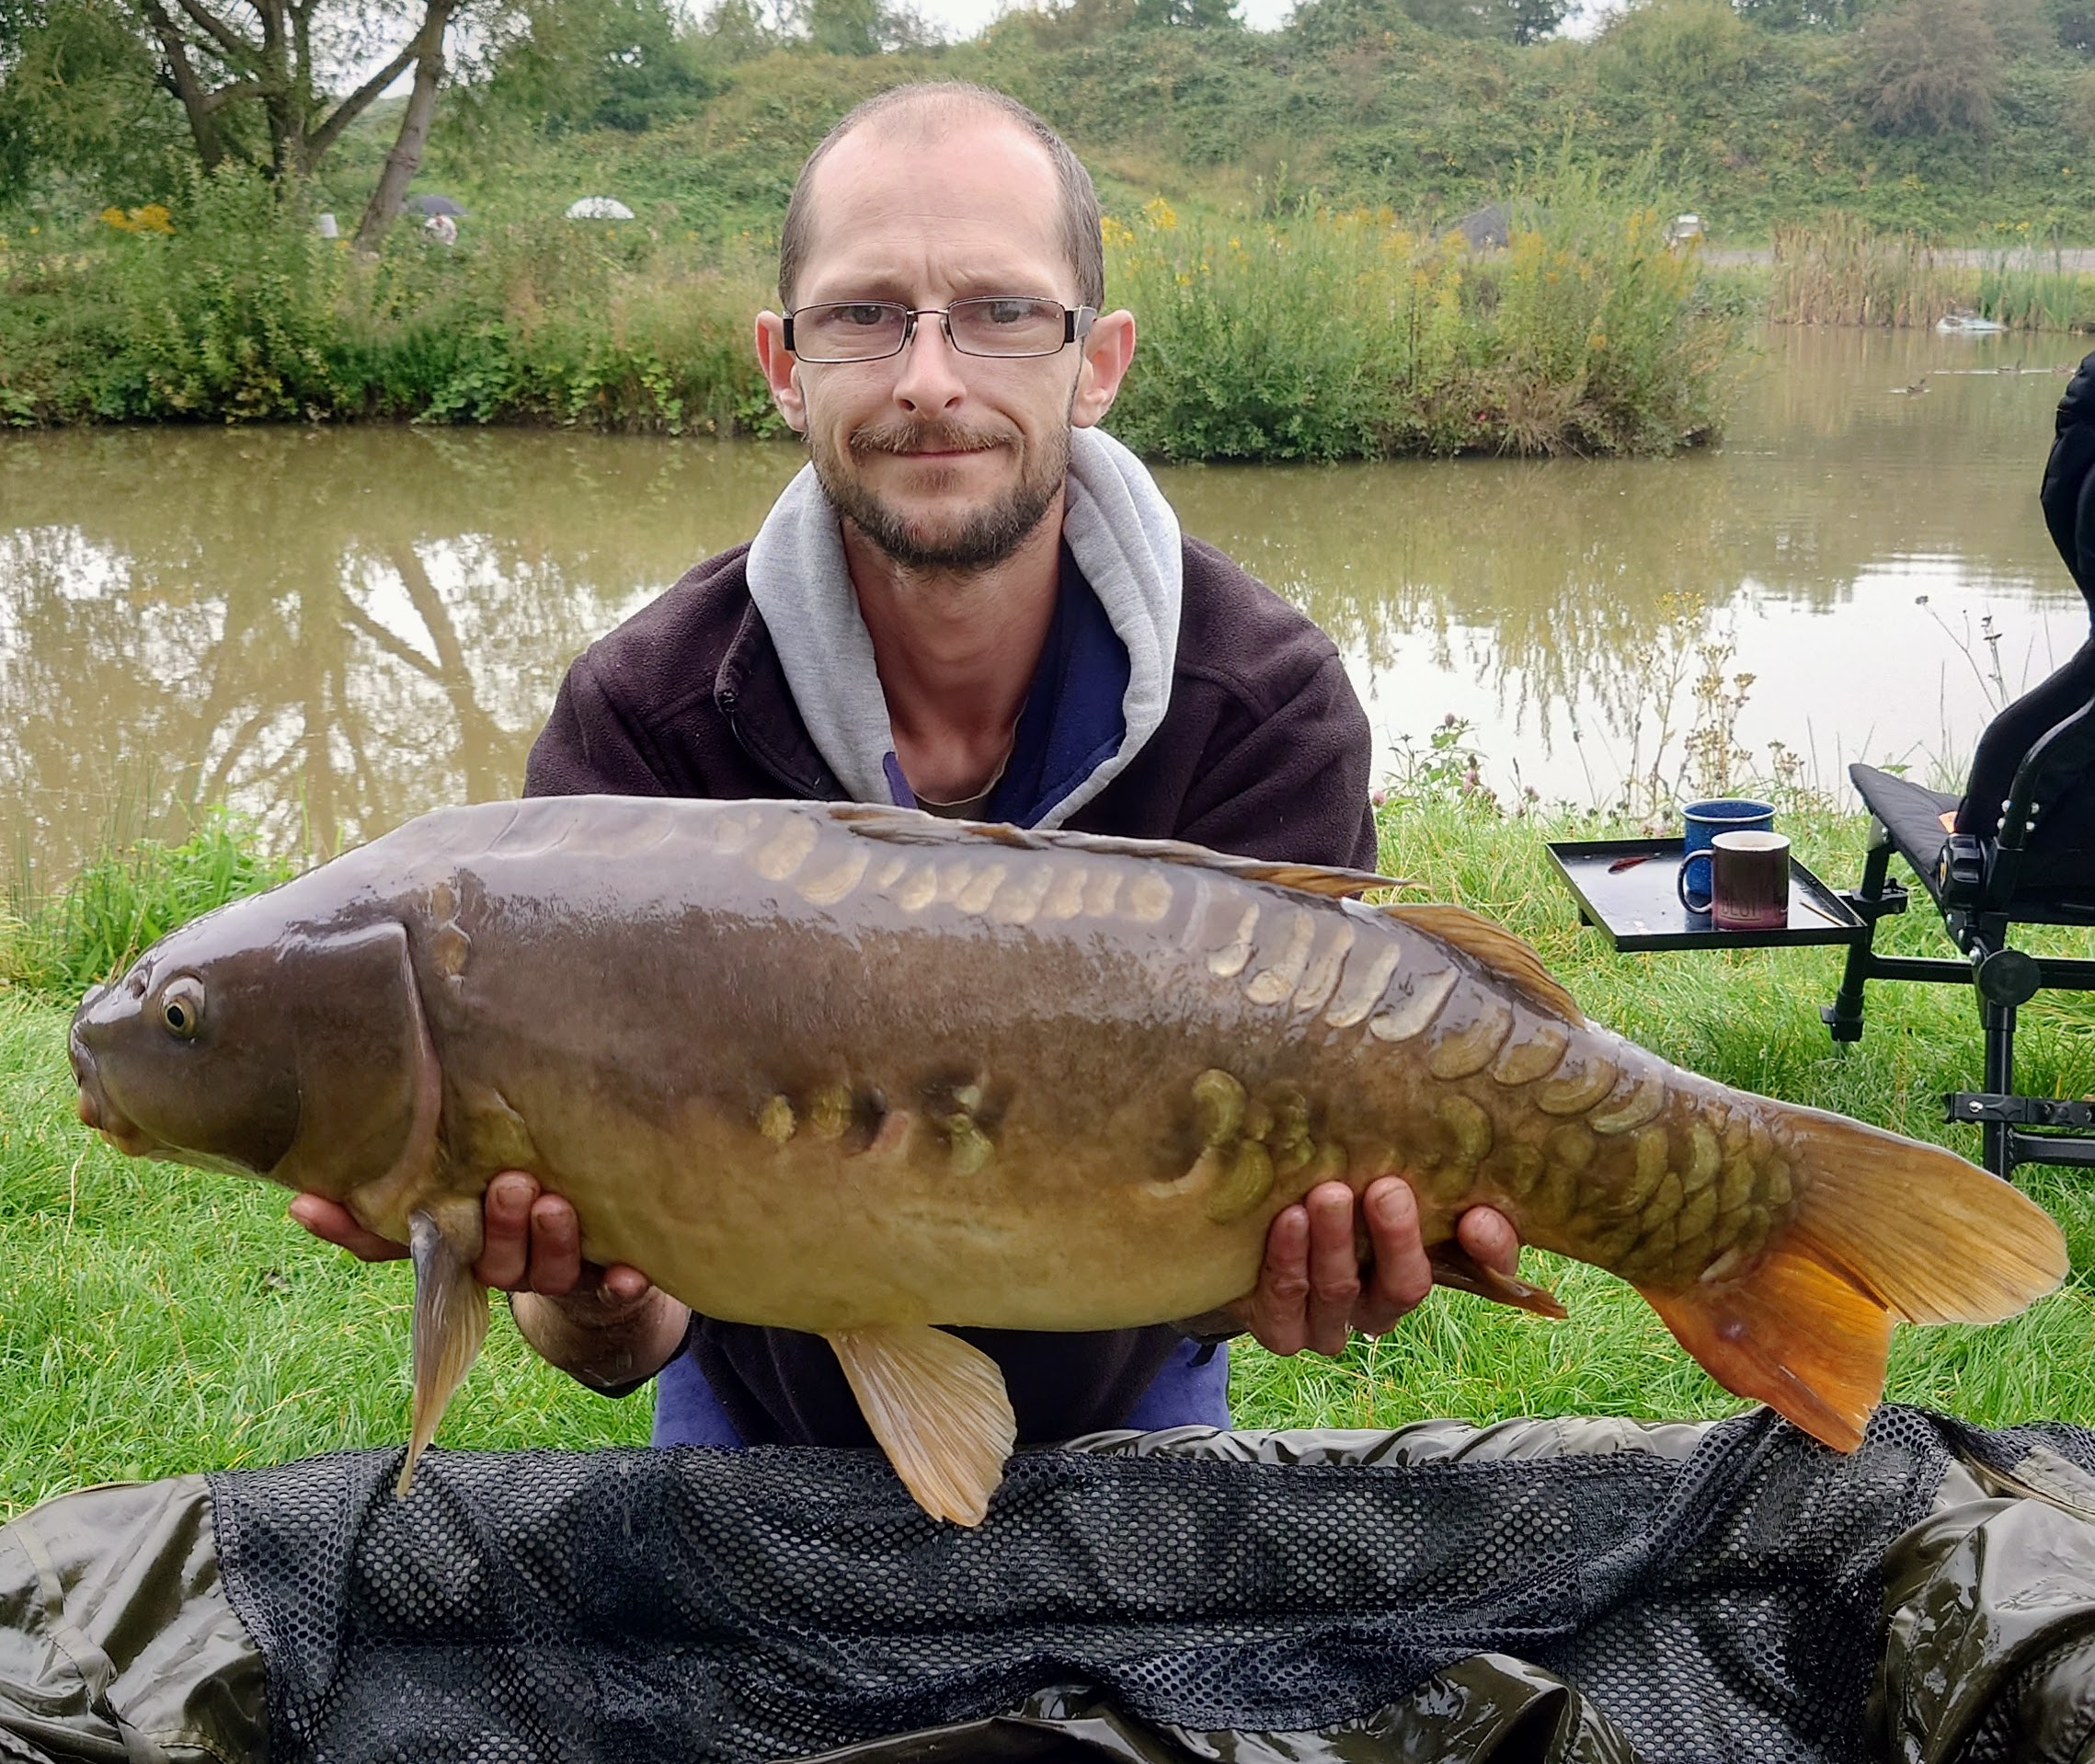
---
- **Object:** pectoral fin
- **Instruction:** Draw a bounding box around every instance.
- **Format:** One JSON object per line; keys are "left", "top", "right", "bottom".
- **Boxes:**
{"left": 826, "top": 1324, "right": 1016, "bottom": 1527}
{"left": 397, "top": 1206, "right": 490, "bottom": 1496}
{"left": 1427, "top": 1241, "right": 1568, "bottom": 1319}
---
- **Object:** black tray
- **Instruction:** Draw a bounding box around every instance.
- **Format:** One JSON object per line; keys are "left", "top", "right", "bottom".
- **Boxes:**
{"left": 1543, "top": 836, "right": 1865, "bottom": 952}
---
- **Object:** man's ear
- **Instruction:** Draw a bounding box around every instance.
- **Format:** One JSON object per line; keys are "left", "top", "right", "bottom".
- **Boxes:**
{"left": 755, "top": 311, "right": 807, "bottom": 434}
{"left": 1071, "top": 308, "right": 1136, "bottom": 430}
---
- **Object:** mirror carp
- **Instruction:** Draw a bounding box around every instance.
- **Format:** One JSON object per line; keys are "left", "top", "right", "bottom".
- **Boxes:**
{"left": 68, "top": 796, "right": 2068, "bottom": 1525}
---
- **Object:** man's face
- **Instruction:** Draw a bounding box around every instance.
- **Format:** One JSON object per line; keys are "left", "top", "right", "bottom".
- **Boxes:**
{"left": 758, "top": 119, "right": 1131, "bottom": 574}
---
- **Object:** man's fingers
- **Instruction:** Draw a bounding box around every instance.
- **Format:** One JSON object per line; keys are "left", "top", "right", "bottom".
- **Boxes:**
{"left": 287, "top": 1194, "right": 405, "bottom": 1263}
{"left": 1301, "top": 1181, "right": 1361, "bottom": 1358}
{"left": 598, "top": 1263, "right": 654, "bottom": 1304}
{"left": 475, "top": 1171, "right": 540, "bottom": 1290}
{"left": 1233, "top": 1202, "right": 1312, "bottom": 1357}
{"left": 525, "top": 1193, "right": 587, "bottom": 1296}
{"left": 1454, "top": 1204, "right": 1521, "bottom": 1277}
{"left": 1355, "top": 1175, "right": 1433, "bottom": 1337}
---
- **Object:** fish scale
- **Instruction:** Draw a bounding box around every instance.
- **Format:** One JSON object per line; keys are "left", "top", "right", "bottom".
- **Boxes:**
{"left": 67, "top": 796, "right": 2069, "bottom": 1526}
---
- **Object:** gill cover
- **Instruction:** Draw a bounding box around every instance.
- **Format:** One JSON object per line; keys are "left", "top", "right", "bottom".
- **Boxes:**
{"left": 274, "top": 921, "right": 446, "bottom": 1223}
{"left": 273, "top": 921, "right": 489, "bottom": 1496}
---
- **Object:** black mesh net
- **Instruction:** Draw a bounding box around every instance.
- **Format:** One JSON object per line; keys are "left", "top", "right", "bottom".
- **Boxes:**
{"left": 195, "top": 1404, "right": 2083, "bottom": 1764}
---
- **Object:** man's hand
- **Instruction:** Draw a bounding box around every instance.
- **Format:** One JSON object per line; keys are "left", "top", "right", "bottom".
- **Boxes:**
{"left": 287, "top": 1174, "right": 689, "bottom": 1390}
{"left": 1229, "top": 1176, "right": 1519, "bottom": 1358}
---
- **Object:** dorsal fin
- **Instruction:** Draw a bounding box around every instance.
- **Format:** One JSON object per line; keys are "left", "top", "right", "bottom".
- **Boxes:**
{"left": 823, "top": 803, "right": 1405, "bottom": 899}
{"left": 1382, "top": 903, "right": 1582, "bottom": 1023}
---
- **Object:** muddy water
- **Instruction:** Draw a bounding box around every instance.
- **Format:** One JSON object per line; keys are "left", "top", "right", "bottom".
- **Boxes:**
{"left": 3, "top": 325, "right": 2090, "bottom": 886}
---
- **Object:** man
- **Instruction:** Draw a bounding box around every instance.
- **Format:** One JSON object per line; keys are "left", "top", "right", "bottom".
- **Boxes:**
{"left": 294, "top": 82, "right": 1519, "bottom": 1449}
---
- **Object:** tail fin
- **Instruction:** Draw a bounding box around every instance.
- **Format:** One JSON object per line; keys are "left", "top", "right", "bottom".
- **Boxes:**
{"left": 1638, "top": 1104, "right": 2066, "bottom": 1452}
{"left": 1778, "top": 1103, "right": 2068, "bottom": 1324}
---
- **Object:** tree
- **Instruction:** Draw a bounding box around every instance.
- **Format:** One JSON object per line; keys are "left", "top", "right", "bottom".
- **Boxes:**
{"left": 0, "top": 0, "right": 182, "bottom": 198}
{"left": 1598, "top": 0, "right": 1753, "bottom": 93}
{"left": 1397, "top": 0, "right": 1566, "bottom": 38}
{"left": 471, "top": 0, "right": 720, "bottom": 135}
{"left": 1131, "top": 0, "right": 1242, "bottom": 27}
{"left": 788, "top": 0, "right": 936, "bottom": 52}
{"left": 695, "top": 0, "right": 782, "bottom": 63}
{"left": 1283, "top": 0, "right": 1563, "bottom": 44}
{"left": 1498, "top": 0, "right": 1568, "bottom": 41}
{"left": 353, "top": 0, "right": 458, "bottom": 248}
{"left": 1729, "top": 0, "right": 1871, "bottom": 27}
{"left": 1849, "top": 0, "right": 2001, "bottom": 134}
{"left": 116, "top": 0, "right": 459, "bottom": 180}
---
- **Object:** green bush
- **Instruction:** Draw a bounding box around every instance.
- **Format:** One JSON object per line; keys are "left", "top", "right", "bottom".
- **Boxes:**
{"left": 97, "top": 167, "right": 353, "bottom": 421}
{"left": 0, "top": 180, "right": 782, "bottom": 432}
{"left": 1106, "top": 178, "right": 1738, "bottom": 460}
{"left": 1850, "top": 0, "right": 2004, "bottom": 136}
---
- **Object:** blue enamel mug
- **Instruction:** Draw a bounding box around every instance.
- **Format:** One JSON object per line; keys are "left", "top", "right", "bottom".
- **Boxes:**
{"left": 1677, "top": 798, "right": 1775, "bottom": 912}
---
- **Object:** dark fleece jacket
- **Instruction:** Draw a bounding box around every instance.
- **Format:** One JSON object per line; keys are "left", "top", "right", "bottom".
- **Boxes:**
{"left": 522, "top": 535, "right": 1378, "bottom": 1448}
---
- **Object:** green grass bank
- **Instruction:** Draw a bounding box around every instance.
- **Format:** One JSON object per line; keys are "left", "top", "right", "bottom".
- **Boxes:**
{"left": 6, "top": 796, "right": 2091, "bottom": 1519}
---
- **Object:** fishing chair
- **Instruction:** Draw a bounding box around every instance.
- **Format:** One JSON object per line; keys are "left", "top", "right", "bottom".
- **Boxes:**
{"left": 1821, "top": 352, "right": 2095, "bottom": 1179}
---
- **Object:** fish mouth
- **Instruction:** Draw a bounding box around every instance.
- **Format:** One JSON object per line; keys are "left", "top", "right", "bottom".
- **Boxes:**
{"left": 68, "top": 1020, "right": 153, "bottom": 1158}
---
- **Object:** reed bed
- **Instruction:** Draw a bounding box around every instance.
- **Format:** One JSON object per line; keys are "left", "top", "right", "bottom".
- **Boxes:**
{"left": 1770, "top": 214, "right": 2095, "bottom": 333}
{"left": 1769, "top": 215, "right": 1968, "bottom": 328}
{"left": 5, "top": 796, "right": 2090, "bottom": 1518}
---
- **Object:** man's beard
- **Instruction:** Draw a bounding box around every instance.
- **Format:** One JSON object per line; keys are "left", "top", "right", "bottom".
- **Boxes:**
{"left": 809, "top": 416, "right": 1070, "bottom": 573}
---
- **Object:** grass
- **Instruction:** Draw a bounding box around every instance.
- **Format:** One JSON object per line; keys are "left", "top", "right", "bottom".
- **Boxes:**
{"left": 0, "top": 994, "right": 653, "bottom": 1521}
{"left": 4, "top": 798, "right": 2092, "bottom": 1519}
{"left": 3, "top": 806, "right": 297, "bottom": 998}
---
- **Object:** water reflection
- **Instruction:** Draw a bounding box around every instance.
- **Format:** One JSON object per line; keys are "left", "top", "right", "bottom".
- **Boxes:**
{"left": 0, "top": 430, "right": 800, "bottom": 882}
{"left": 3, "top": 326, "right": 2091, "bottom": 885}
{"left": 1159, "top": 326, "right": 2092, "bottom": 795}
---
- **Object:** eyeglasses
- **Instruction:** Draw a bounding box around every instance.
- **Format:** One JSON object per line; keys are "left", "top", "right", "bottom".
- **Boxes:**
{"left": 783, "top": 297, "right": 1097, "bottom": 363}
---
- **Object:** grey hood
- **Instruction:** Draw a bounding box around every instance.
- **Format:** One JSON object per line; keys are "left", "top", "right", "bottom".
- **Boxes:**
{"left": 743, "top": 426, "right": 1182, "bottom": 830}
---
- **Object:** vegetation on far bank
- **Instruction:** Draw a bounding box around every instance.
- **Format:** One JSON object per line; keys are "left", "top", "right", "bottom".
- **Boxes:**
{"left": 0, "top": 162, "right": 1742, "bottom": 457}
{"left": 15, "top": 0, "right": 2095, "bottom": 447}
{"left": 6, "top": 771, "right": 2093, "bottom": 1518}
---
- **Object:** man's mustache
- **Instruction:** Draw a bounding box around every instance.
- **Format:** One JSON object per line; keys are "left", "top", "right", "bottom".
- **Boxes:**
{"left": 849, "top": 420, "right": 1012, "bottom": 458}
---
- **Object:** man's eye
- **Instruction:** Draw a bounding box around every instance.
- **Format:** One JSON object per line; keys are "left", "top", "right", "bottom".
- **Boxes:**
{"left": 980, "top": 300, "right": 1036, "bottom": 326}
{"left": 837, "top": 304, "right": 892, "bottom": 326}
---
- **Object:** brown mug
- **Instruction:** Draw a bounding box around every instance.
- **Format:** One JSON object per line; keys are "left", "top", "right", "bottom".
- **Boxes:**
{"left": 1711, "top": 830, "right": 1790, "bottom": 931}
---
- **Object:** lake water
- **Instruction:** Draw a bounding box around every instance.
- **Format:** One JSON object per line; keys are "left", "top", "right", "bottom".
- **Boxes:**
{"left": 4, "top": 325, "right": 2091, "bottom": 886}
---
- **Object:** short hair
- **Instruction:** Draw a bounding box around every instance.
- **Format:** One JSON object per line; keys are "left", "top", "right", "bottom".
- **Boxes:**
{"left": 777, "top": 83, "right": 1105, "bottom": 315}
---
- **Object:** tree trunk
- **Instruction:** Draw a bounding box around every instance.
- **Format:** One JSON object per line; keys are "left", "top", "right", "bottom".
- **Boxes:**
{"left": 353, "top": 0, "right": 456, "bottom": 252}
{"left": 135, "top": 0, "right": 230, "bottom": 168}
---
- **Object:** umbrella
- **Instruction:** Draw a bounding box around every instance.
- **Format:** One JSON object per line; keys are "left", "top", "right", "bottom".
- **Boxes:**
{"left": 566, "top": 197, "right": 635, "bottom": 221}
{"left": 406, "top": 193, "right": 467, "bottom": 218}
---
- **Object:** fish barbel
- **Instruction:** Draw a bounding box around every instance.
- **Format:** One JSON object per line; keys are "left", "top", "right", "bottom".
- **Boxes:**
{"left": 68, "top": 796, "right": 2067, "bottom": 1524}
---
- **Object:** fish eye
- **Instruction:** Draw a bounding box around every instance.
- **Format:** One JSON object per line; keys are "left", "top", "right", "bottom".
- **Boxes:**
{"left": 158, "top": 976, "right": 206, "bottom": 1040}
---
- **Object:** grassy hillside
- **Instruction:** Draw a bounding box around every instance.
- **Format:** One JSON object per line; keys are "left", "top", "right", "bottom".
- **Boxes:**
{"left": 271, "top": 8, "right": 2095, "bottom": 251}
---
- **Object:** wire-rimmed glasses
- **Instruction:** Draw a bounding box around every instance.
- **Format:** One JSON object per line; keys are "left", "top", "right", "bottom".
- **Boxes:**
{"left": 783, "top": 297, "right": 1097, "bottom": 363}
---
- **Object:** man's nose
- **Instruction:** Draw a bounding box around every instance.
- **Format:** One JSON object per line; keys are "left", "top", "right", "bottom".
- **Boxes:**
{"left": 891, "top": 313, "right": 967, "bottom": 411}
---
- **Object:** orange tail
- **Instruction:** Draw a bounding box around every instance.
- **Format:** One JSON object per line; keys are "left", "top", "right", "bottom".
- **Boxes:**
{"left": 1638, "top": 1103, "right": 2068, "bottom": 1450}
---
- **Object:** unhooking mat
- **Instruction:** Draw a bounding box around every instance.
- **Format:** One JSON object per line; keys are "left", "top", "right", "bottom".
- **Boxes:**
{"left": 9, "top": 1406, "right": 2095, "bottom": 1764}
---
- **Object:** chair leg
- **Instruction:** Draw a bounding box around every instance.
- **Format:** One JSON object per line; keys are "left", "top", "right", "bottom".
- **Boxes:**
{"left": 1824, "top": 838, "right": 1895, "bottom": 1045}
{"left": 1981, "top": 998, "right": 2017, "bottom": 1179}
